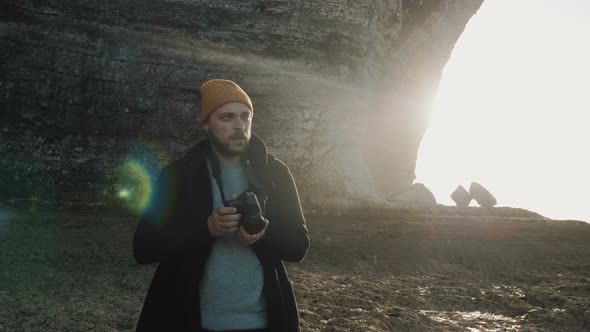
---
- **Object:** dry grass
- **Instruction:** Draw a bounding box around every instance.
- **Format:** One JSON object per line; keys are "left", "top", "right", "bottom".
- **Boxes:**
{"left": 1, "top": 207, "right": 589, "bottom": 331}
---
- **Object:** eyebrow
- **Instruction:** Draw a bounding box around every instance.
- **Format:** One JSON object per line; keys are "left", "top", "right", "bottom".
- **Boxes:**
{"left": 218, "top": 110, "right": 251, "bottom": 116}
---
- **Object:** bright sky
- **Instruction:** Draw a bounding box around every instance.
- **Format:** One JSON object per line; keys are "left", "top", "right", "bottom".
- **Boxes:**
{"left": 416, "top": 0, "right": 590, "bottom": 221}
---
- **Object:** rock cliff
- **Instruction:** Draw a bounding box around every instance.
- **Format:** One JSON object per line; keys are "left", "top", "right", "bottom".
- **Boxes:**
{"left": 0, "top": 0, "right": 483, "bottom": 211}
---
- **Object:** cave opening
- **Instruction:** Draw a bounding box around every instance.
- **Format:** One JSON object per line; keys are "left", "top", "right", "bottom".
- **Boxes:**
{"left": 415, "top": 0, "right": 590, "bottom": 222}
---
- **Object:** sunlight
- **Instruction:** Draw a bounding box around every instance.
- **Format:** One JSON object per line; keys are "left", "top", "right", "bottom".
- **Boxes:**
{"left": 416, "top": 0, "right": 590, "bottom": 221}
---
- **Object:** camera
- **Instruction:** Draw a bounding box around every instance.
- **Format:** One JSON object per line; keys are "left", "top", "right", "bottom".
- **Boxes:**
{"left": 226, "top": 191, "right": 268, "bottom": 235}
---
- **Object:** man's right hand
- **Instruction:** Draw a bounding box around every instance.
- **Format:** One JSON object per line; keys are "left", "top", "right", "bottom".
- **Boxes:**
{"left": 208, "top": 207, "right": 241, "bottom": 237}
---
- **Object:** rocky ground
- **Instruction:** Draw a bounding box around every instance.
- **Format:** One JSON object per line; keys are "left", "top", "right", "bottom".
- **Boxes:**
{"left": 0, "top": 205, "right": 589, "bottom": 331}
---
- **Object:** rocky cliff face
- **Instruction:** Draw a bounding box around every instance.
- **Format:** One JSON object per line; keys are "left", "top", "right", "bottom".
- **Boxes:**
{"left": 0, "top": 0, "right": 483, "bottom": 212}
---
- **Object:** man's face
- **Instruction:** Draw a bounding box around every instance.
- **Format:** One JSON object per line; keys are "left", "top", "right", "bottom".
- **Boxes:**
{"left": 203, "top": 102, "right": 252, "bottom": 157}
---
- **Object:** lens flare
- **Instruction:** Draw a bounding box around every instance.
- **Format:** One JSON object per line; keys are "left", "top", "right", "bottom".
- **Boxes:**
{"left": 117, "top": 159, "right": 153, "bottom": 214}
{"left": 118, "top": 189, "right": 131, "bottom": 199}
{"left": 113, "top": 139, "right": 176, "bottom": 219}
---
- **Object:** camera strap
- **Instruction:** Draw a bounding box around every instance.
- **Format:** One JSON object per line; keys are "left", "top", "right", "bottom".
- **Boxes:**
{"left": 207, "top": 150, "right": 230, "bottom": 206}
{"left": 207, "top": 147, "right": 267, "bottom": 210}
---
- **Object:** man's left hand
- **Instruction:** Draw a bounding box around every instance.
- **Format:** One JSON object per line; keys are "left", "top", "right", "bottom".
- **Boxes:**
{"left": 236, "top": 222, "right": 267, "bottom": 246}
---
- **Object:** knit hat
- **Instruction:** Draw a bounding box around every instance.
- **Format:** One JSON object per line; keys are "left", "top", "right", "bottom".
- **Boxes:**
{"left": 199, "top": 79, "right": 253, "bottom": 126}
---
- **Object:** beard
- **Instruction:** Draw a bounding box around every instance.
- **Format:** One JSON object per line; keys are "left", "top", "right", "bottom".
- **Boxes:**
{"left": 208, "top": 130, "right": 250, "bottom": 157}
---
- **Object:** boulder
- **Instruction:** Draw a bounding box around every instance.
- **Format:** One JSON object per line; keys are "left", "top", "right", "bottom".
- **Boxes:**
{"left": 469, "top": 182, "right": 497, "bottom": 207}
{"left": 393, "top": 183, "right": 437, "bottom": 207}
{"left": 451, "top": 185, "right": 472, "bottom": 207}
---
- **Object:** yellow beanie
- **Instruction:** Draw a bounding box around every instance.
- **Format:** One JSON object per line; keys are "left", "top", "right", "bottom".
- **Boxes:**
{"left": 199, "top": 79, "right": 253, "bottom": 126}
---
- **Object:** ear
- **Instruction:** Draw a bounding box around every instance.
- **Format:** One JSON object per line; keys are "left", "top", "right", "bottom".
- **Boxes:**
{"left": 202, "top": 122, "right": 209, "bottom": 131}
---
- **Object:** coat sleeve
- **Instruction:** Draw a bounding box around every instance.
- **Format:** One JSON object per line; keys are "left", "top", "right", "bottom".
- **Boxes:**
{"left": 252, "top": 158, "right": 310, "bottom": 262}
{"left": 132, "top": 162, "right": 213, "bottom": 264}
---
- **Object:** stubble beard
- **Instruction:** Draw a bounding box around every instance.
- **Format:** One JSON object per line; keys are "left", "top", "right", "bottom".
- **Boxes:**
{"left": 208, "top": 130, "right": 250, "bottom": 157}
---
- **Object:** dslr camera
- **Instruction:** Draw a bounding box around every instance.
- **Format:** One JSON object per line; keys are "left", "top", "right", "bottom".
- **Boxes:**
{"left": 226, "top": 191, "right": 268, "bottom": 235}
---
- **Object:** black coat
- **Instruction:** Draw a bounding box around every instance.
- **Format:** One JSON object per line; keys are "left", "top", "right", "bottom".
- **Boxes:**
{"left": 132, "top": 134, "right": 309, "bottom": 332}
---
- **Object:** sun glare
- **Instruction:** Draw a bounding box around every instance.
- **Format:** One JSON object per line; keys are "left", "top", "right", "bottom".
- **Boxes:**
{"left": 416, "top": 0, "right": 590, "bottom": 221}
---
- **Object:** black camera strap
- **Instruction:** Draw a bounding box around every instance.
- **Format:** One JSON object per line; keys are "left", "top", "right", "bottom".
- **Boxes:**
{"left": 208, "top": 150, "right": 230, "bottom": 206}
{"left": 207, "top": 146, "right": 267, "bottom": 211}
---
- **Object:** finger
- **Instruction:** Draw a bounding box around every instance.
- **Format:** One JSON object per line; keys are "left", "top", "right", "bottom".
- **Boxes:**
{"left": 218, "top": 214, "right": 241, "bottom": 223}
{"left": 249, "top": 232, "right": 261, "bottom": 244}
{"left": 218, "top": 207, "right": 238, "bottom": 215}
{"left": 219, "top": 221, "right": 240, "bottom": 229}
{"left": 239, "top": 226, "right": 256, "bottom": 240}
{"left": 251, "top": 233, "right": 262, "bottom": 243}
{"left": 250, "top": 226, "right": 266, "bottom": 238}
{"left": 231, "top": 194, "right": 239, "bottom": 200}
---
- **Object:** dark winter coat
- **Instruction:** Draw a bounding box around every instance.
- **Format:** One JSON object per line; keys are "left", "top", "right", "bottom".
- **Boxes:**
{"left": 132, "top": 134, "right": 309, "bottom": 332}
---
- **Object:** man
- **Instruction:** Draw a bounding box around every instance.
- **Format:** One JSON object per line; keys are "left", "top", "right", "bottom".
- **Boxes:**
{"left": 133, "top": 79, "right": 309, "bottom": 332}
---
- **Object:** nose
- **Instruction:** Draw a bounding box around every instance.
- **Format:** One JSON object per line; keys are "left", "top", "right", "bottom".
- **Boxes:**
{"left": 233, "top": 116, "right": 247, "bottom": 131}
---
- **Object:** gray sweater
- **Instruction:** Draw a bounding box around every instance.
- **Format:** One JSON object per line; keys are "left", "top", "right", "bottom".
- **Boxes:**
{"left": 199, "top": 161, "right": 268, "bottom": 330}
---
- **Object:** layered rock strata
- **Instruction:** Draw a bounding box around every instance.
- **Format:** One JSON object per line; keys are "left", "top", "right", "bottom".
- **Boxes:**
{"left": 0, "top": 0, "right": 483, "bottom": 211}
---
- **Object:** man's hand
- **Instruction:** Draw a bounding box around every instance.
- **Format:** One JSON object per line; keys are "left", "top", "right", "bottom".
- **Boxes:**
{"left": 207, "top": 207, "right": 241, "bottom": 237}
{"left": 236, "top": 219, "right": 268, "bottom": 246}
